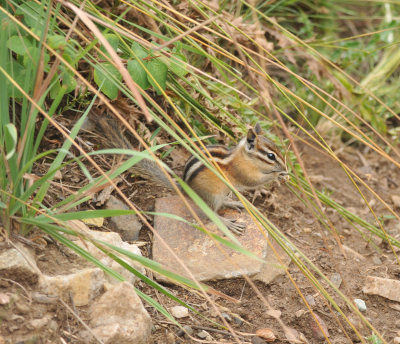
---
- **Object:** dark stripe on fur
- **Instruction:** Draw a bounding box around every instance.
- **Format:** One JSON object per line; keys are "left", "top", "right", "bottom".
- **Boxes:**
{"left": 183, "top": 145, "right": 231, "bottom": 182}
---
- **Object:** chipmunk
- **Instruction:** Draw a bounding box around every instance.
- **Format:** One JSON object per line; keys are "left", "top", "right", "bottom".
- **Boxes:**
{"left": 95, "top": 116, "right": 288, "bottom": 234}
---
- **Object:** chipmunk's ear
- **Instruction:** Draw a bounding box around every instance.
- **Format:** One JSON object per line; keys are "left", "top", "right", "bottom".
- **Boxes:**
{"left": 246, "top": 127, "right": 257, "bottom": 150}
{"left": 254, "top": 122, "right": 263, "bottom": 135}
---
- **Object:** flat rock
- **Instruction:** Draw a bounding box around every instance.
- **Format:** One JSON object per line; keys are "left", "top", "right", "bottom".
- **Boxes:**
{"left": 0, "top": 244, "right": 39, "bottom": 284}
{"left": 363, "top": 275, "right": 400, "bottom": 302}
{"left": 40, "top": 268, "right": 105, "bottom": 306}
{"left": 66, "top": 221, "right": 145, "bottom": 285}
{"left": 253, "top": 239, "right": 291, "bottom": 284}
{"left": 105, "top": 196, "right": 142, "bottom": 241}
{"left": 153, "top": 196, "right": 268, "bottom": 282}
{"left": 89, "top": 282, "right": 152, "bottom": 344}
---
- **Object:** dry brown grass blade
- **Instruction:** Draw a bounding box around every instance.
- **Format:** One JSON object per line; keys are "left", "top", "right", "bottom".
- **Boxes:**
{"left": 154, "top": 15, "right": 221, "bottom": 51}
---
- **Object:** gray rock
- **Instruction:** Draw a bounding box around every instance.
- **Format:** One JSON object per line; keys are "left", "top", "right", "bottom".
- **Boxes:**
{"left": 66, "top": 223, "right": 146, "bottom": 285}
{"left": 372, "top": 255, "right": 382, "bottom": 265}
{"left": 40, "top": 268, "right": 105, "bottom": 306}
{"left": 330, "top": 272, "right": 342, "bottom": 288}
{"left": 32, "top": 292, "right": 58, "bottom": 304}
{"left": 105, "top": 196, "right": 142, "bottom": 241}
{"left": 153, "top": 196, "right": 269, "bottom": 282}
{"left": 89, "top": 282, "right": 152, "bottom": 344}
{"left": 0, "top": 244, "right": 39, "bottom": 284}
{"left": 221, "top": 312, "right": 232, "bottom": 322}
{"left": 363, "top": 276, "right": 400, "bottom": 302}
{"left": 251, "top": 336, "right": 265, "bottom": 344}
{"left": 28, "top": 315, "right": 52, "bottom": 330}
{"left": 354, "top": 298, "right": 367, "bottom": 312}
{"left": 305, "top": 294, "right": 316, "bottom": 307}
{"left": 176, "top": 325, "right": 193, "bottom": 337}
{"left": 233, "top": 316, "right": 244, "bottom": 326}
{"left": 15, "top": 300, "right": 30, "bottom": 314}
{"left": 253, "top": 239, "right": 291, "bottom": 285}
{"left": 197, "top": 330, "right": 211, "bottom": 339}
{"left": 170, "top": 306, "right": 189, "bottom": 318}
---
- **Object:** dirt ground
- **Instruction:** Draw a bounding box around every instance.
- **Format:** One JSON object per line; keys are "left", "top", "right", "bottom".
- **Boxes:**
{"left": 1, "top": 137, "right": 400, "bottom": 344}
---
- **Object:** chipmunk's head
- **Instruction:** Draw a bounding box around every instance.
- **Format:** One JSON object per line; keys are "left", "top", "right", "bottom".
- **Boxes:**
{"left": 244, "top": 123, "right": 288, "bottom": 183}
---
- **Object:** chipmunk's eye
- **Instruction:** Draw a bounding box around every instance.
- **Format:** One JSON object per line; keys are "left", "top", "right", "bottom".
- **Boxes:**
{"left": 267, "top": 153, "right": 276, "bottom": 161}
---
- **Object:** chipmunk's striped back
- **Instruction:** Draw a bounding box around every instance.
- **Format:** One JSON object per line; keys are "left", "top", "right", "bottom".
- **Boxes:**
{"left": 183, "top": 145, "right": 232, "bottom": 184}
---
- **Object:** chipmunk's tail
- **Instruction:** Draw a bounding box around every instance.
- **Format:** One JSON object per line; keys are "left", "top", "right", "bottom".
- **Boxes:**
{"left": 94, "top": 115, "right": 177, "bottom": 191}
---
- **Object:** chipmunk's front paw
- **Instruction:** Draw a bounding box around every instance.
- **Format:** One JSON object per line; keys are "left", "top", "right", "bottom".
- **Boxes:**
{"left": 220, "top": 216, "right": 245, "bottom": 235}
{"left": 222, "top": 200, "right": 245, "bottom": 212}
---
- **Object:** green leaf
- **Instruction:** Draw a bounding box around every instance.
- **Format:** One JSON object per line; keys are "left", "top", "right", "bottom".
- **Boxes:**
{"left": 6, "top": 60, "right": 26, "bottom": 98}
{"left": 16, "top": 1, "right": 44, "bottom": 28}
{"left": 168, "top": 52, "right": 188, "bottom": 77}
{"left": 127, "top": 59, "right": 150, "bottom": 90}
{"left": 0, "top": 201, "right": 7, "bottom": 209}
{"left": 4, "top": 123, "right": 18, "bottom": 160}
{"left": 100, "top": 33, "right": 119, "bottom": 56}
{"left": 2, "top": 17, "right": 19, "bottom": 37}
{"left": 48, "top": 34, "right": 67, "bottom": 50}
{"left": 147, "top": 58, "right": 167, "bottom": 95}
{"left": 22, "top": 47, "right": 50, "bottom": 69}
{"left": 131, "top": 41, "right": 148, "bottom": 60}
{"left": 94, "top": 63, "right": 121, "bottom": 100}
{"left": 49, "top": 78, "right": 62, "bottom": 100}
{"left": 6, "top": 36, "right": 33, "bottom": 55}
{"left": 60, "top": 69, "right": 77, "bottom": 93}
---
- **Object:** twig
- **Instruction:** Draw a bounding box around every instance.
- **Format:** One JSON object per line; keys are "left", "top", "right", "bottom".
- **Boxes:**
{"left": 0, "top": 277, "right": 32, "bottom": 304}
{"left": 59, "top": 298, "right": 105, "bottom": 344}
{"left": 154, "top": 15, "right": 220, "bottom": 51}
{"left": 157, "top": 320, "right": 250, "bottom": 339}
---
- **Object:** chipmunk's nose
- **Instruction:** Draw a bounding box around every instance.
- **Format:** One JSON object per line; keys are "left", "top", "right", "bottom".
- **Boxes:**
{"left": 278, "top": 171, "right": 289, "bottom": 181}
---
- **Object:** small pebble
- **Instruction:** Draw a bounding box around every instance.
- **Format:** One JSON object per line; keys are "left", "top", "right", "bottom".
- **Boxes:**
{"left": 221, "top": 312, "right": 232, "bottom": 322}
{"left": 166, "top": 332, "right": 175, "bottom": 344}
{"left": 7, "top": 324, "right": 19, "bottom": 333}
{"left": 176, "top": 325, "right": 193, "bottom": 337}
{"left": 251, "top": 336, "right": 265, "bottom": 344}
{"left": 29, "top": 316, "right": 51, "bottom": 330}
{"left": 393, "top": 337, "right": 400, "bottom": 344}
{"left": 170, "top": 306, "right": 189, "bottom": 319}
{"left": 330, "top": 273, "right": 342, "bottom": 288}
{"left": 372, "top": 256, "right": 382, "bottom": 265}
{"left": 197, "top": 330, "right": 210, "bottom": 339}
{"left": 343, "top": 229, "right": 351, "bottom": 236}
{"left": 0, "top": 293, "right": 10, "bottom": 305}
{"left": 233, "top": 316, "right": 244, "bottom": 326}
{"left": 295, "top": 309, "right": 306, "bottom": 318}
{"left": 310, "top": 313, "right": 329, "bottom": 339}
{"left": 15, "top": 300, "right": 30, "bottom": 314}
{"left": 48, "top": 320, "right": 58, "bottom": 332}
{"left": 354, "top": 298, "right": 367, "bottom": 312}
{"left": 305, "top": 294, "right": 316, "bottom": 307}
{"left": 10, "top": 314, "right": 24, "bottom": 322}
